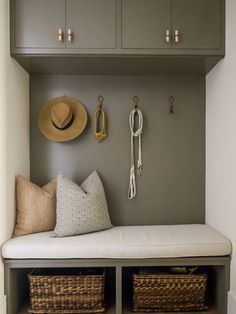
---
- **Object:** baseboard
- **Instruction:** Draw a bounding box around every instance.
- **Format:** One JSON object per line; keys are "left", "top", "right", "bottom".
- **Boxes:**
{"left": 228, "top": 291, "right": 236, "bottom": 314}
{"left": 0, "top": 294, "right": 6, "bottom": 314}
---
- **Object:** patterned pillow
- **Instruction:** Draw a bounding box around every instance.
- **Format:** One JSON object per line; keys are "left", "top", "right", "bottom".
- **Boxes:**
{"left": 53, "top": 171, "right": 112, "bottom": 237}
{"left": 13, "top": 176, "right": 57, "bottom": 237}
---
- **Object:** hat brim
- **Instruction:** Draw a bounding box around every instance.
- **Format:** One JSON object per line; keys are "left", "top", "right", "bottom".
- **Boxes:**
{"left": 38, "top": 96, "right": 87, "bottom": 142}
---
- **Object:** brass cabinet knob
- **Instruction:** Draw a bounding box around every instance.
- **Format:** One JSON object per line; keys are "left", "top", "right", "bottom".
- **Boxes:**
{"left": 165, "top": 30, "right": 171, "bottom": 43}
{"left": 58, "top": 29, "right": 64, "bottom": 42}
{"left": 174, "top": 30, "right": 180, "bottom": 43}
{"left": 67, "top": 29, "right": 73, "bottom": 42}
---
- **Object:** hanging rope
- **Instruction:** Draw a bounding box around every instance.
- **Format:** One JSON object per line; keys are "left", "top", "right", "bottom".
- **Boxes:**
{"left": 94, "top": 95, "right": 107, "bottom": 141}
{"left": 128, "top": 108, "right": 143, "bottom": 199}
{"left": 94, "top": 107, "right": 106, "bottom": 141}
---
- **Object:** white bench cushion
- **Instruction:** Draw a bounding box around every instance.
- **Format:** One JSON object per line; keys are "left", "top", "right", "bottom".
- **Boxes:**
{"left": 1, "top": 224, "right": 231, "bottom": 259}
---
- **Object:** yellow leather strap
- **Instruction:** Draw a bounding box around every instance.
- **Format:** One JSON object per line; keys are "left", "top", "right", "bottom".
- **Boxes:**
{"left": 94, "top": 107, "right": 106, "bottom": 141}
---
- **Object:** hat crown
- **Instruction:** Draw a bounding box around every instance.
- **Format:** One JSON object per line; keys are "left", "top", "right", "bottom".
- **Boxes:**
{"left": 51, "top": 102, "right": 73, "bottom": 129}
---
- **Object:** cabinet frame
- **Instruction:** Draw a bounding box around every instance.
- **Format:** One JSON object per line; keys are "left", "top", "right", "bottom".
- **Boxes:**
{"left": 4, "top": 256, "right": 230, "bottom": 314}
{"left": 10, "top": 0, "right": 225, "bottom": 74}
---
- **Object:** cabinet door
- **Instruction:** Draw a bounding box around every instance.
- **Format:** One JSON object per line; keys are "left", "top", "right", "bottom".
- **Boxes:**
{"left": 172, "top": 0, "right": 221, "bottom": 49}
{"left": 122, "top": 0, "right": 171, "bottom": 49}
{"left": 14, "top": 0, "right": 65, "bottom": 48}
{"left": 66, "top": 0, "right": 116, "bottom": 49}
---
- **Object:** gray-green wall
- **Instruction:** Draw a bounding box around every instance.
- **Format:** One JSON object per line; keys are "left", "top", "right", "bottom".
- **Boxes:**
{"left": 30, "top": 75, "right": 205, "bottom": 226}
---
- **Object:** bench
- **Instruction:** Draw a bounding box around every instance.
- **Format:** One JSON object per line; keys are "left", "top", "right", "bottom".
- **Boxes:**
{"left": 2, "top": 224, "right": 231, "bottom": 314}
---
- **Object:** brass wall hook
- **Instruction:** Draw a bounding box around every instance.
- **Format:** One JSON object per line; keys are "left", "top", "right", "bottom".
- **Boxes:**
{"left": 169, "top": 96, "right": 175, "bottom": 114}
{"left": 133, "top": 95, "right": 139, "bottom": 109}
{"left": 98, "top": 95, "right": 104, "bottom": 109}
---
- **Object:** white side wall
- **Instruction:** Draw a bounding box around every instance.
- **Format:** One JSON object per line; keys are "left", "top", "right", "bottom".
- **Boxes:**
{"left": 206, "top": 0, "right": 236, "bottom": 313}
{"left": 0, "top": 1, "right": 30, "bottom": 313}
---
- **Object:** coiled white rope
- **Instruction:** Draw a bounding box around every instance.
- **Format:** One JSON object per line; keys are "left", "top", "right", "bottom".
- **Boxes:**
{"left": 128, "top": 108, "right": 143, "bottom": 199}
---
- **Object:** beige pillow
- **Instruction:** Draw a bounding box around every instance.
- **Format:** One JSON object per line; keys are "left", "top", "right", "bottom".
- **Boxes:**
{"left": 13, "top": 175, "right": 56, "bottom": 237}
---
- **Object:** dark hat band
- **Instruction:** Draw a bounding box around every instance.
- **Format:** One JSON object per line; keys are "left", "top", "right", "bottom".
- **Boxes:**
{"left": 52, "top": 113, "right": 75, "bottom": 130}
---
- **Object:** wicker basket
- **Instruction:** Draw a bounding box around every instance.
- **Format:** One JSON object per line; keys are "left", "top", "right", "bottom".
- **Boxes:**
{"left": 28, "top": 269, "right": 105, "bottom": 314}
{"left": 133, "top": 268, "right": 207, "bottom": 312}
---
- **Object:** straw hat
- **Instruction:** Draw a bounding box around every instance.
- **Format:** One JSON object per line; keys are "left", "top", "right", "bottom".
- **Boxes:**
{"left": 38, "top": 96, "right": 87, "bottom": 142}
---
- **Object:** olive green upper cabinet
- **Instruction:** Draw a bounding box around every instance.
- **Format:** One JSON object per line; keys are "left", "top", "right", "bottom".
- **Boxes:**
{"left": 14, "top": 0, "right": 65, "bottom": 48}
{"left": 122, "top": 0, "right": 171, "bottom": 49}
{"left": 66, "top": 0, "right": 116, "bottom": 49}
{"left": 12, "top": 0, "right": 224, "bottom": 52}
{"left": 13, "top": 0, "right": 116, "bottom": 50}
{"left": 122, "top": 0, "right": 222, "bottom": 51}
{"left": 172, "top": 0, "right": 221, "bottom": 49}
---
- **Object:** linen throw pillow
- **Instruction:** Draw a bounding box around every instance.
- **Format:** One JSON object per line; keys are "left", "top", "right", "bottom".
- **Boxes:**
{"left": 53, "top": 171, "right": 112, "bottom": 237}
{"left": 13, "top": 176, "right": 57, "bottom": 237}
